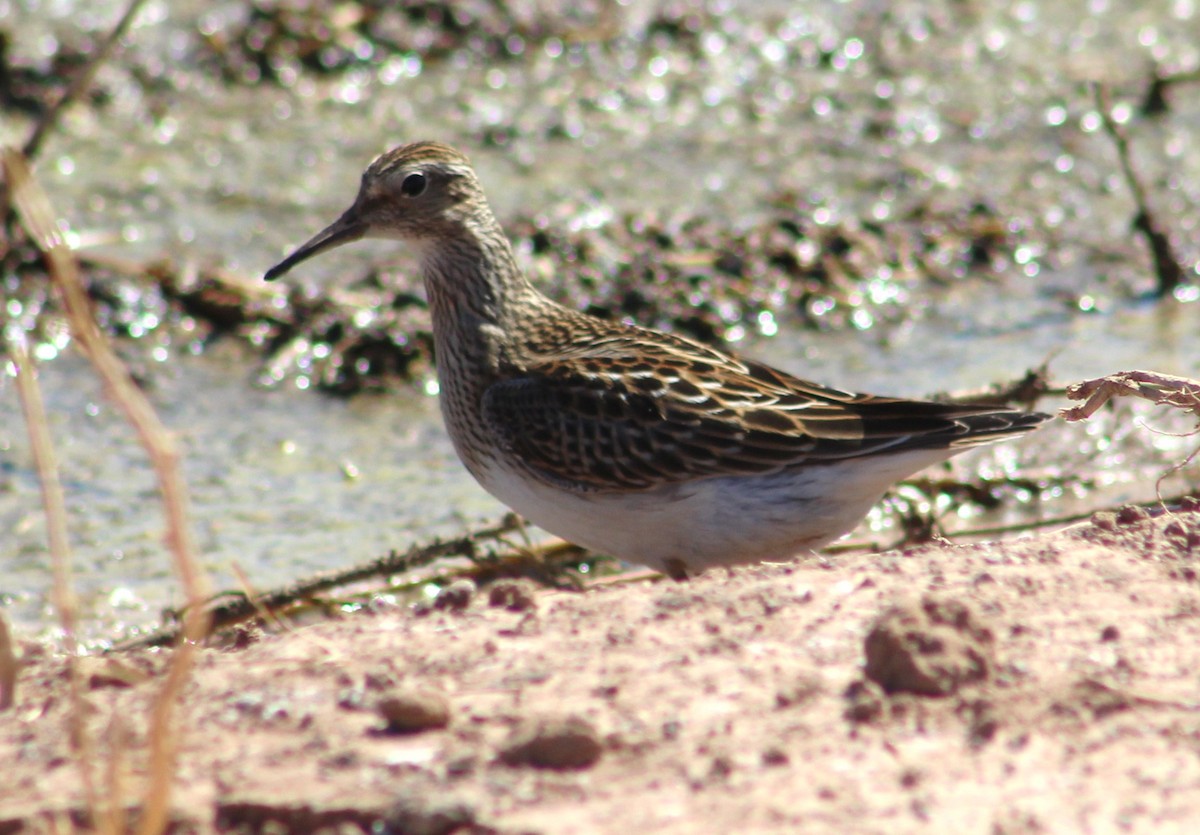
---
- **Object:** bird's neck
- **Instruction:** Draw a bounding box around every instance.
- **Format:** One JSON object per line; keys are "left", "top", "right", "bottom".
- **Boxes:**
{"left": 421, "top": 230, "right": 528, "bottom": 321}
{"left": 420, "top": 224, "right": 545, "bottom": 384}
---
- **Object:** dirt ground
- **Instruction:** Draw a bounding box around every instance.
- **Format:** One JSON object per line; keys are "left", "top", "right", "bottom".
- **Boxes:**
{"left": 3, "top": 502, "right": 1200, "bottom": 834}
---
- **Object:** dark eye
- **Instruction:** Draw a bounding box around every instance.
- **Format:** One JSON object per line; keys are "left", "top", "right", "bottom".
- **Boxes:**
{"left": 400, "top": 172, "right": 427, "bottom": 197}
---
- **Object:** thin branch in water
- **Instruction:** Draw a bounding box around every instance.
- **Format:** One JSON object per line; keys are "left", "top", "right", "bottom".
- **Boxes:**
{"left": 935, "top": 362, "right": 1061, "bottom": 409}
{"left": 112, "top": 514, "right": 526, "bottom": 652}
{"left": 934, "top": 509, "right": 1100, "bottom": 541}
{"left": 1092, "top": 83, "right": 1187, "bottom": 297}
{"left": 22, "top": 0, "right": 150, "bottom": 160}
{"left": 1140, "top": 65, "right": 1200, "bottom": 117}
{"left": 230, "top": 561, "right": 292, "bottom": 636}
{"left": 827, "top": 491, "right": 1200, "bottom": 555}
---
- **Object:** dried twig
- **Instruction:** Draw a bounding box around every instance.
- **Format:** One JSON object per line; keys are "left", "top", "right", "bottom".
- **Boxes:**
{"left": 1092, "top": 83, "right": 1187, "bottom": 297}
{"left": 4, "top": 146, "right": 211, "bottom": 835}
{"left": 1062, "top": 368, "right": 1199, "bottom": 523}
{"left": 1060, "top": 370, "right": 1200, "bottom": 422}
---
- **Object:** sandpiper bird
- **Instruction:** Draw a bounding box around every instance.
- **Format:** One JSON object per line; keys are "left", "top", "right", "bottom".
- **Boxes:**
{"left": 265, "top": 142, "right": 1048, "bottom": 579}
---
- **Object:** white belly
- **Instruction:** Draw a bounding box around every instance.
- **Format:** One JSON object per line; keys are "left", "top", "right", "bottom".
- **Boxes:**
{"left": 472, "top": 449, "right": 953, "bottom": 575}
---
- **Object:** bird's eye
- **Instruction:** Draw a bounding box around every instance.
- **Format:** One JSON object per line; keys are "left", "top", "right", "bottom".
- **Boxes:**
{"left": 400, "top": 172, "right": 427, "bottom": 197}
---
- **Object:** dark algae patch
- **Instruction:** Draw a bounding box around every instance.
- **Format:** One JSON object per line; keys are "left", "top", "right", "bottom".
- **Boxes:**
{"left": 2, "top": 194, "right": 1033, "bottom": 395}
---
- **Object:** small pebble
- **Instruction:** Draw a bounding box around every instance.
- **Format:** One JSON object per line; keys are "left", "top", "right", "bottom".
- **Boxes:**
{"left": 377, "top": 686, "right": 451, "bottom": 733}
{"left": 774, "top": 671, "right": 822, "bottom": 708}
{"left": 1116, "top": 504, "right": 1149, "bottom": 525}
{"left": 843, "top": 679, "right": 887, "bottom": 723}
{"left": 487, "top": 579, "right": 537, "bottom": 611}
{"left": 863, "top": 596, "right": 994, "bottom": 696}
{"left": 1090, "top": 511, "right": 1117, "bottom": 531}
{"left": 762, "top": 746, "right": 790, "bottom": 767}
{"left": 433, "top": 579, "right": 476, "bottom": 611}
{"left": 499, "top": 714, "right": 602, "bottom": 769}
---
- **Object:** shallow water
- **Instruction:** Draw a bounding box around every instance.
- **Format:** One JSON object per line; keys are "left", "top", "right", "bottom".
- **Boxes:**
{"left": 2, "top": 0, "right": 1199, "bottom": 641}
{"left": 0, "top": 344, "right": 502, "bottom": 642}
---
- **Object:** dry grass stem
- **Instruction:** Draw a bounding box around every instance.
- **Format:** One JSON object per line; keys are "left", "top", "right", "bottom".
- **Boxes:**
{"left": 101, "top": 717, "right": 131, "bottom": 835}
{"left": 4, "top": 146, "right": 212, "bottom": 835}
{"left": 9, "top": 334, "right": 102, "bottom": 822}
{"left": 0, "top": 610, "right": 16, "bottom": 712}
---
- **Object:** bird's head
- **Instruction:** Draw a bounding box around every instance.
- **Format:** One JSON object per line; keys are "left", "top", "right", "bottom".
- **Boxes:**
{"left": 264, "top": 141, "right": 485, "bottom": 282}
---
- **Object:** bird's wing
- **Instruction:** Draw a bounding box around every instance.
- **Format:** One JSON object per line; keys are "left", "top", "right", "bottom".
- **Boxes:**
{"left": 481, "top": 330, "right": 1043, "bottom": 492}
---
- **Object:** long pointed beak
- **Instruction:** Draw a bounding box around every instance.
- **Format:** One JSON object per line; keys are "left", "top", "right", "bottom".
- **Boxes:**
{"left": 264, "top": 205, "right": 367, "bottom": 281}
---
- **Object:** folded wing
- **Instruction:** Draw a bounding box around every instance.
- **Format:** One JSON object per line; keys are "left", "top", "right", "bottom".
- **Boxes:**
{"left": 482, "top": 330, "right": 1047, "bottom": 492}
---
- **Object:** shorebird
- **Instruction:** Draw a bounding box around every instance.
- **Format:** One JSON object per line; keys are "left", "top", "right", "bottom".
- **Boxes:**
{"left": 265, "top": 142, "right": 1048, "bottom": 579}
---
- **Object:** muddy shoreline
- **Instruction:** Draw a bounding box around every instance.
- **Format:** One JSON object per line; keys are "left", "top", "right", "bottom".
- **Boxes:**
{"left": 4, "top": 505, "right": 1200, "bottom": 833}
